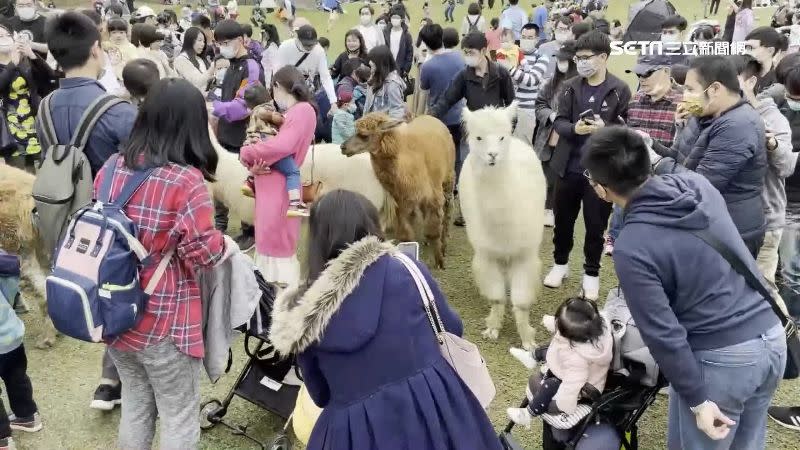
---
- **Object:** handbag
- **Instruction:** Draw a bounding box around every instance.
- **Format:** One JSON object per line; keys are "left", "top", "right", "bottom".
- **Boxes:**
{"left": 292, "top": 384, "right": 322, "bottom": 446}
{"left": 394, "top": 252, "right": 496, "bottom": 408}
{"left": 302, "top": 144, "right": 322, "bottom": 204}
{"left": 0, "top": 104, "right": 17, "bottom": 157}
{"left": 690, "top": 227, "right": 800, "bottom": 379}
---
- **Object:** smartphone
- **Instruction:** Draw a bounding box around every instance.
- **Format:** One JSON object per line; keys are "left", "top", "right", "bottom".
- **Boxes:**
{"left": 617, "top": 115, "right": 627, "bottom": 126}
{"left": 579, "top": 109, "right": 595, "bottom": 122}
{"left": 397, "top": 241, "right": 420, "bottom": 260}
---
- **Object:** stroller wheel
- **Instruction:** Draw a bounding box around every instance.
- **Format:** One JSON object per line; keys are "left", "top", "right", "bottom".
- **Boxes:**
{"left": 269, "top": 433, "right": 292, "bottom": 450}
{"left": 199, "top": 399, "right": 223, "bottom": 430}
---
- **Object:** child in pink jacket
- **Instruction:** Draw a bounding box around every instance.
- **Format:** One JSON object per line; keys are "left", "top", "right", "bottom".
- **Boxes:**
{"left": 507, "top": 297, "right": 613, "bottom": 427}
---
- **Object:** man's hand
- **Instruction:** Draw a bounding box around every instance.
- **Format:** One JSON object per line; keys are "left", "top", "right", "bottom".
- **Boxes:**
{"left": 765, "top": 131, "right": 778, "bottom": 151}
{"left": 328, "top": 103, "right": 339, "bottom": 117}
{"left": 675, "top": 103, "right": 690, "bottom": 127}
{"left": 693, "top": 401, "right": 735, "bottom": 440}
{"left": 574, "top": 120, "right": 594, "bottom": 135}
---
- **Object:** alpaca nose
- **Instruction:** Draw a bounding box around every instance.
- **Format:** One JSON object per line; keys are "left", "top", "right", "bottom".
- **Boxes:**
{"left": 488, "top": 152, "right": 498, "bottom": 162}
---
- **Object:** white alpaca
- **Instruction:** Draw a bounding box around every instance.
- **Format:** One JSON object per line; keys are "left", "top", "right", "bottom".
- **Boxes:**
{"left": 207, "top": 128, "right": 395, "bottom": 228}
{"left": 459, "top": 103, "right": 546, "bottom": 349}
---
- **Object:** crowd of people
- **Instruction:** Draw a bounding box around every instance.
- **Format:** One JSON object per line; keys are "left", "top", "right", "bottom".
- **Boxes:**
{"left": 0, "top": 0, "right": 799, "bottom": 449}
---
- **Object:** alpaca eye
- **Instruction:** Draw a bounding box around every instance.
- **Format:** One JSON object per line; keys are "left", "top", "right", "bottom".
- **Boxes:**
{"left": 476, "top": 136, "right": 482, "bottom": 141}
{"left": 500, "top": 136, "right": 505, "bottom": 141}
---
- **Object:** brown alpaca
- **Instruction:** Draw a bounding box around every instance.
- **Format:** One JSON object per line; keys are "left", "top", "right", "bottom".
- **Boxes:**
{"left": 0, "top": 162, "right": 57, "bottom": 348}
{"left": 341, "top": 113, "right": 455, "bottom": 269}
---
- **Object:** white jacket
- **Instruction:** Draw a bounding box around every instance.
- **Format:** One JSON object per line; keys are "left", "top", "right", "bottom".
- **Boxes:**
{"left": 174, "top": 52, "right": 211, "bottom": 93}
{"left": 276, "top": 39, "right": 336, "bottom": 104}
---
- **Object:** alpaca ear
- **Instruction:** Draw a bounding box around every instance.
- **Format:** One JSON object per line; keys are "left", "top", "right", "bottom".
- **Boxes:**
{"left": 377, "top": 118, "right": 404, "bottom": 133}
{"left": 506, "top": 101, "right": 519, "bottom": 123}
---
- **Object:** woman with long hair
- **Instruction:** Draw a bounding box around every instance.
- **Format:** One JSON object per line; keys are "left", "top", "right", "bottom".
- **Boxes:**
{"left": 534, "top": 41, "right": 577, "bottom": 226}
{"left": 260, "top": 23, "right": 281, "bottom": 86}
{"left": 98, "top": 78, "right": 225, "bottom": 450}
{"left": 269, "top": 189, "right": 503, "bottom": 450}
{"left": 731, "top": 0, "right": 754, "bottom": 42}
{"left": 364, "top": 45, "right": 407, "bottom": 120}
{"left": 174, "top": 27, "right": 215, "bottom": 92}
{"left": 330, "top": 29, "right": 367, "bottom": 80}
{"left": 239, "top": 66, "right": 317, "bottom": 288}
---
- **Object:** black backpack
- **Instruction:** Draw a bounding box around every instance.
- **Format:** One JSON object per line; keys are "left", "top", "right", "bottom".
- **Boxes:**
{"left": 467, "top": 15, "right": 481, "bottom": 34}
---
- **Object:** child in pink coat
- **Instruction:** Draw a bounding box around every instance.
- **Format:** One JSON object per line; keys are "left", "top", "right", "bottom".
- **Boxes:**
{"left": 507, "top": 297, "right": 613, "bottom": 427}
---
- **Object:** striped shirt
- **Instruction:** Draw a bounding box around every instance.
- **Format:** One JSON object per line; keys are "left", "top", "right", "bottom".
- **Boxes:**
{"left": 508, "top": 52, "right": 550, "bottom": 109}
{"left": 627, "top": 85, "right": 684, "bottom": 148}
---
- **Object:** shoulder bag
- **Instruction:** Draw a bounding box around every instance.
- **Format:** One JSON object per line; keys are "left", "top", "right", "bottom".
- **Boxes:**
{"left": 690, "top": 227, "right": 800, "bottom": 379}
{"left": 394, "top": 252, "right": 496, "bottom": 408}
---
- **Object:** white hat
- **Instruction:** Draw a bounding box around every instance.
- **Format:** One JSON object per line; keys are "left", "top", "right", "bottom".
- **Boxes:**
{"left": 135, "top": 6, "right": 156, "bottom": 19}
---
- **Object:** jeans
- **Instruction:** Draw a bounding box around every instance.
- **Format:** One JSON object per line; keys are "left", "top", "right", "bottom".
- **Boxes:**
{"left": 667, "top": 324, "right": 786, "bottom": 450}
{"left": 445, "top": 3, "right": 455, "bottom": 21}
{"left": 608, "top": 204, "right": 623, "bottom": 241}
{"left": 110, "top": 339, "right": 202, "bottom": 450}
{"left": 709, "top": 0, "right": 720, "bottom": 14}
{"left": 552, "top": 172, "right": 613, "bottom": 276}
{"left": 780, "top": 225, "right": 800, "bottom": 319}
{"left": 101, "top": 346, "right": 119, "bottom": 382}
{"left": 0, "top": 344, "right": 38, "bottom": 439}
{"left": 273, "top": 155, "right": 301, "bottom": 192}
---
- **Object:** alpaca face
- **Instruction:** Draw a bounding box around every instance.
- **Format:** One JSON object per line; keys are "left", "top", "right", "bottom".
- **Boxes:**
{"left": 341, "top": 112, "right": 403, "bottom": 157}
{"left": 461, "top": 103, "right": 518, "bottom": 167}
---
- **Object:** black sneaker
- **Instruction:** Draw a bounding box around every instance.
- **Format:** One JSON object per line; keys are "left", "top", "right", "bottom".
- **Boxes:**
{"left": 453, "top": 214, "right": 465, "bottom": 227}
{"left": 90, "top": 383, "right": 122, "bottom": 411}
{"left": 768, "top": 406, "right": 800, "bottom": 430}
{"left": 0, "top": 437, "right": 15, "bottom": 450}
{"left": 234, "top": 233, "right": 256, "bottom": 252}
{"left": 9, "top": 413, "right": 42, "bottom": 432}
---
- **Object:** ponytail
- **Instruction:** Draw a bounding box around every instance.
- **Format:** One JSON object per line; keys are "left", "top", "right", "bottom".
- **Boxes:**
{"left": 272, "top": 65, "right": 318, "bottom": 112}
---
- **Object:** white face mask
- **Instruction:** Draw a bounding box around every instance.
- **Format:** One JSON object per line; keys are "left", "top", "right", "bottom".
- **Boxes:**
{"left": 557, "top": 60, "right": 569, "bottom": 73}
{"left": 17, "top": 6, "right": 35, "bottom": 21}
{"left": 360, "top": 14, "right": 372, "bottom": 26}
{"left": 520, "top": 38, "right": 536, "bottom": 52}
{"left": 391, "top": 18, "right": 402, "bottom": 28}
{"left": 464, "top": 55, "right": 480, "bottom": 67}
{"left": 219, "top": 44, "right": 236, "bottom": 59}
{"left": 0, "top": 36, "right": 12, "bottom": 54}
{"left": 555, "top": 31, "right": 571, "bottom": 43}
{"left": 661, "top": 33, "right": 679, "bottom": 43}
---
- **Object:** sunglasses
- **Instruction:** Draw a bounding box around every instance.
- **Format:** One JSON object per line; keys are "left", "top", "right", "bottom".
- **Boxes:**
{"left": 637, "top": 69, "right": 657, "bottom": 79}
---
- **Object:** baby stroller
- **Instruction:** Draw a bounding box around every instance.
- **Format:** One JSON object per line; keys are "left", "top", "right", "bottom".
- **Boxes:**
{"left": 199, "top": 271, "right": 301, "bottom": 450}
{"left": 500, "top": 288, "right": 666, "bottom": 450}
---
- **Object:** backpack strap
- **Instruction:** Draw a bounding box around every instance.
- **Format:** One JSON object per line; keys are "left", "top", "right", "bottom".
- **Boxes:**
{"left": 69, "top": 95, "right": 126, "bottom": 151}
{"left": 36, "top": 93, "right": 58, "bottom": 150}
{"left": 143, "top": 247, "right": 175, "bottom": 295}
{"left": 98, "top": 155, "right": 156, "bottom": 207}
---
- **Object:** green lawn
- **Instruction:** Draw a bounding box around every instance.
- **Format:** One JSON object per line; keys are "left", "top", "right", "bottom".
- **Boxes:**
{"left": 13, "top": 0, "right": 799, "bottom": 449}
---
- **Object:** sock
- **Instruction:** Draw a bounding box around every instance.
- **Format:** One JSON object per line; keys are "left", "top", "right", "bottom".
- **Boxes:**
{"left": 288, "top": 188, "right": 301, "bottom": 203}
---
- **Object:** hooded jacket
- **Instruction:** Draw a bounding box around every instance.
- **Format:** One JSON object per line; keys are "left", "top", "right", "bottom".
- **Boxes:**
{"left": 428, "top": 57, "right": 516, "bottom": 119}
{"left": 754, "top": 97, "right": 797, "bottom": 230}
{"left": 613, "top": 172, "right": 779, "bottom": 408}
{"left": 364, "top": 70, "right": 407, "bottom": 120}
{"left": 653, "top": 100, "right": 767, "bottom": 242}
{"left": 542, "top": 314, "right": 612, "bottom": 414}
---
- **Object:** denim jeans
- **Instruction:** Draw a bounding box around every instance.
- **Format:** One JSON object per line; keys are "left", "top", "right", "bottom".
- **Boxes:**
{"left": 607, "top": 204, "right": 623, "bottom": 241}
{"left": 666, "top": 324, "right": 786, "bottom": 450}
{"left": 780, "top": 225, "right": 800, "bottom": 318}
{"left": 273, "top": 155, "right": 301, "bottom": 192}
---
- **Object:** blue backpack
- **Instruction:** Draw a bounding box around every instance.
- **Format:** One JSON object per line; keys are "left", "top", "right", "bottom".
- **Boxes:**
{"left": 45, "top": 156, "right": 174, "bottom": 343}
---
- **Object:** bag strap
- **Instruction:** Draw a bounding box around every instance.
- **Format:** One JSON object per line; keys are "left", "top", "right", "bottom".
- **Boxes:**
{"left": 393, "top": 253, "right": 447, "bottom": 334}
{"left": 143, "top": 247, "right": 175, "bottom": 295}
{"left": 690, "top": 227, "right": 790, "bottom": 325}
{"left": 37, "top": 93, "right": 57, "bottom": 149}
{"left": 69, "top": 95, "right": 125, "bottom": 150}
{"left": 294, "top": 52, "right": 311, "bottom": 68}
{"left": 98, "top": 155, "right": 156, "bottom": 207}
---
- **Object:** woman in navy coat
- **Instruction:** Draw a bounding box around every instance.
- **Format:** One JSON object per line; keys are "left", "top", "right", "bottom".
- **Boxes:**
{"left": 270, "top": 190, "right": 502, "bottom": 450}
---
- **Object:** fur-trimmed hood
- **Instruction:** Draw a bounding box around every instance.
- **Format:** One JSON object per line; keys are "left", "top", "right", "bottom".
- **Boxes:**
{"left": 269, "top": 236, "right": 397, "bottom": 356}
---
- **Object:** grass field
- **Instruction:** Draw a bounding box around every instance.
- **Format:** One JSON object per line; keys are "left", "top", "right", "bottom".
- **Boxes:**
{"left": 11, "top": 0, "right": 799, "bottom": 449}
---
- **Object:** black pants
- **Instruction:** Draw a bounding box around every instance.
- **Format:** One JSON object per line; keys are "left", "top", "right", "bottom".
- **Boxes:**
{"left": 709, "top": 0, "right": 720, "bottom": 14}
{"left": 0, "top": 345, "right": 37, "bottom": 439}
{"left": 446, "top": 124, "right": 463, "bottom": 189}
{"left": 214, "top": 143, "right": 253, "bottom": 237}
{"left": 541, "top": 157, "right": 557, "bottom": 211}
{"left": 553, "top": 172, "right": 613, "bottom": 277}
{"left": 526, "top": 372, "right": 562, "bottom": 416}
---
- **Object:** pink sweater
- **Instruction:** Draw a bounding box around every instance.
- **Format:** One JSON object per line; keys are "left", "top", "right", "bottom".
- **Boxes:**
{"left": 542, "top": 315, "right": 613, "bottom": 414}
{"left": 240, "top": 102, "right": 316, "bottom": 257}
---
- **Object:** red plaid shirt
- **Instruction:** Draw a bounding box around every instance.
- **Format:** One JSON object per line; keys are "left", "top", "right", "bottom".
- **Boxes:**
{"left": 627, "top": 85, "right": 684, "bottom": 148}
{"left": 94, "top": 158, "right": 225, "bottom": 358}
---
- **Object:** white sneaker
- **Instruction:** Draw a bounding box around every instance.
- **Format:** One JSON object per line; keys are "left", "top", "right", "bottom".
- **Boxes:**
{"left": 582, "top": 274, "right": 600, "bottom": 300}
{"left": 506, "top": 407, "right": 532, "bottom": 428}
{"left": 544, "top": 209, "right": 555, "bottom": 228}
{"left": 543, "top": 264, "right": 569, "bottom": 288}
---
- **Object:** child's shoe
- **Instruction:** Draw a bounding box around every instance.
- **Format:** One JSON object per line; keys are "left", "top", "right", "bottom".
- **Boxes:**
{"left": 287, "top": 201, "right": 310, "bottom": 218}
{"left": 0, "top": 437, "right": 16, "bottom": 450}
{"left": 506, "top": 407, "right": 532, "bottom": 428}
{"left": 9, "top": 412, "right": 42, "bottom": 432}
{"left": 241, "top": 176, "right": 256, "bottom": 198}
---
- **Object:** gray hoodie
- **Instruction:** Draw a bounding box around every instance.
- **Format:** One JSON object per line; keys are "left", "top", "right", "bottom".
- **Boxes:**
{"left": 364, "top": 71, "right": 407, "bottom": 121}
{"left": 756, "top": 97, "right": 797, "bottom": 230}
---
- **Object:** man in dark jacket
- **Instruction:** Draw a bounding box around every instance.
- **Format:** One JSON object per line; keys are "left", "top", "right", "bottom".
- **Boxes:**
{"left": 743, "top": 26, "right": 782, "bottom": 95}
{"left": 429, "top": 31, "right": 515, "bottom": 226}
{"left": 649, "top": 55, "right": 767, "bottom": 257}
{"left": 583, "top": 126, "right": 785, "bottom": 450}
{"left": 211, "top": 19, "right": 265, "bottom": 251}
{"left": 543, "top": 30, "right": 631, "bottom": 301}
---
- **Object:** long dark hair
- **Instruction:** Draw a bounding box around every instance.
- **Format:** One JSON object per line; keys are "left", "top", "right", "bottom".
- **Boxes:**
{"left": 262, "top": 23, "right": 280, "bottom": 47}
{"left": 181, "top": 27, "right": 206, "bottom": 70}
{"left": 740, "top": 0, "right": 752, "bottom": 9}
{"left": 344, "top": 29, "right": 367, "bottom": 59}
{"left": 272, "top": 66, "right": 318, "bottom": 112}
{"left": 122, "top": 78, "right": 218, "bottom": 181}
{"left": 366, "top": 45, "right": 397, "bottom": 92}
{"left": 554, "top": 297, "right": 606, "bottom": 347}
{"left": 552, "top": 41, "right": 578, "bottom": 91}
{"left": 307, "top": 190, "right": 384, "bottom": 283}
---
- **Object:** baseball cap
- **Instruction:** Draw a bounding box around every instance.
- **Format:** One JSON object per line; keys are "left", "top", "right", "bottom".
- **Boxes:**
{"left": 626, "top": 54, "right": 672, "bottom": 76}
{"left": 296, "top": 25, "right": 318, "bottom": 48}
{"left": 135, "top": 6, "right": 156, "bottom": 19}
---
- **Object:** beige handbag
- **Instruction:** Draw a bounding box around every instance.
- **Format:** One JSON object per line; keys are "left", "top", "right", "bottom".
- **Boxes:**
{"left": 292, "top": 384, "right": 322, "bottom": 446}
{"left": 394, "top": 253, "right": 496, "bottom": 409}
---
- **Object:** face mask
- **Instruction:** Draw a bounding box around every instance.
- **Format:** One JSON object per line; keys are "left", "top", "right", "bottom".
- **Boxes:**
{"left": 464, "top": 55, "right": 480, "bottom": 67}
{"left": 0, "top": 37, "right": 12, "bottom": 54}
{"left": 391, "top": 18, "right": 402, "bottom": 28}
{"left": 660, "top": 33, "right": 679, "bottom": 43}
{"left": 786, "top": 98, "right": 800, "bottom": 111}
{"left": 110, "top": 34, "right": 126, "bottom": 45}
{"left": 219, "top": 44, "right": 236, "bottom": 59}
{"left": 520, "top": 39, "right": 536, "bottom": 52}
{"left": 557, "top": 60, "right": 569, "bottom": 73}
{"left": 576, "top": 59, "right": 597, "bottom": 78}
{"left": 681, "top": 90, "right": 708, "bottom": 116}
{"left": 216, "top": 68, "right": 227, "bottom": 81}
{"left": 17, "top": 7, "right": 35, "bottom": 21}
{"left": 555, "top": 31, "right": 571, "bottom": 43}
{"left": 360, "top": 14, "right": 372, "bottom": 25}
{"left": 377, "top": 22, "right": 386, "bottom": 30}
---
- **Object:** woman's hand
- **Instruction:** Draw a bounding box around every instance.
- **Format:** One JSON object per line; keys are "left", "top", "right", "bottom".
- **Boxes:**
{"left": 17, "top": 43, "right": 35, "bottom": 60}
{"left": 250, "top": 159, "right": 272, "bottom": 175}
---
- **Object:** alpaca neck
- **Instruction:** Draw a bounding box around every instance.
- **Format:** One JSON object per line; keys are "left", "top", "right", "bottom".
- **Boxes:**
{"left": 370, "top": 135, "right": 403, "bottom": 193}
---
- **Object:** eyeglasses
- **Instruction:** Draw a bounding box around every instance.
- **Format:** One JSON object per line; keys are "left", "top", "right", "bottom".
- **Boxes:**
{"left": 573, "top": 53, "right": 597, "bottom": 62}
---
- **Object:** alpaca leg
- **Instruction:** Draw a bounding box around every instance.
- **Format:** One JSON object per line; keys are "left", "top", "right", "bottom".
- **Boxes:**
{"left": 441, "top": 177, "right": 454, "bottom": 251}
{"left": 423, "top": 198, "right": 445, "bottom": 269}
{"left": 396, "top": 202, "right": 415, "bottom": 243}
{"left": 510, "top": 256, "right": 540, "bottom": 350}
{"left": 473, "top": 252, "right": 506, "bottom": 340}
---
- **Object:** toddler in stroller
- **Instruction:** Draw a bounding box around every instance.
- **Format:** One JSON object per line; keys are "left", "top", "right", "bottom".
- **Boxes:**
{"left": 506, "top": 297, "right": 613, "bottom": 429}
